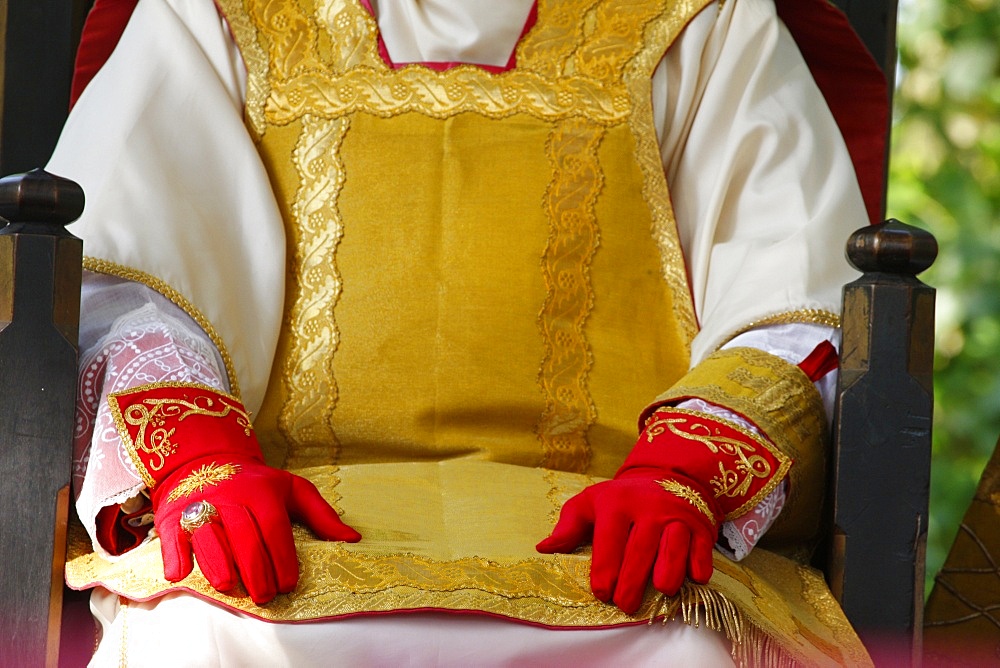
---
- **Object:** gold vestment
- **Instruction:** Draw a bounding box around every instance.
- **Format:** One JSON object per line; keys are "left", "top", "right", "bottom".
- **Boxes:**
{"left": 66, "top": 1, "right": 870, "bottom": 664}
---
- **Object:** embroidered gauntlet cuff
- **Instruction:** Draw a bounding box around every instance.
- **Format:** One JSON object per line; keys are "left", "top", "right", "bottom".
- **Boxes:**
{"left": 107, "top": 382, "right": 265, "bottom": 499}
{"left": 620, "top": 407, "right": 791, "bottom": 523}
{"left": 641, "top": 347, "right": 828, "bottom": 552}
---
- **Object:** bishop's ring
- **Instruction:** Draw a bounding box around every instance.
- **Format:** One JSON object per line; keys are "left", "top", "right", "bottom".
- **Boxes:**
{"left": 179, "top": 500, "right": 218, "bottom": 532}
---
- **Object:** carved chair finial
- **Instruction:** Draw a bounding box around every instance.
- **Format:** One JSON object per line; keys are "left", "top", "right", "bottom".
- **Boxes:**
{"left": 846, "top": 219, "right": 938, "bottom": 276}
{"left": 0, "top": 168, "right": 85, "bottom": 227}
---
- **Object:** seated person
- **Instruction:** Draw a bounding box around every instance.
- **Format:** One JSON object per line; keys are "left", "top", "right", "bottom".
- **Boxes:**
{"left": 52, "top": 0, "right": 884, "bottom": 663}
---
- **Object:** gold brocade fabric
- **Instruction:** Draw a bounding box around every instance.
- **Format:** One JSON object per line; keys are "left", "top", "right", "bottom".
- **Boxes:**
{"left": 66, "top": 460, "right": 869, "bottom": 667}
{"left": 226, "top": 0, "right": 704, "bottom": 473}
{"left": 67, "top": 1, "right": 871, "bottom": 665}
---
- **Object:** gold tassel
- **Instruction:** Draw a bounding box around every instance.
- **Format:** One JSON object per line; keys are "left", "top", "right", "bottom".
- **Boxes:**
{"left": 650, "top": 584, "right": 799, "bottom": 668}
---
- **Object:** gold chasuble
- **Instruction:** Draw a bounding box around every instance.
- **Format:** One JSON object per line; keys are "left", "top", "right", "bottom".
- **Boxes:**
{"left": 65, "top": 1, "right": 870, "bottom": 664}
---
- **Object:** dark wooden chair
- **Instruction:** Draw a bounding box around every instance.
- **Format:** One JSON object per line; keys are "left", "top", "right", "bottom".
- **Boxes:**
{"left": 829, "top": 219, "right": 936, "bottom": 666}
{"left": 0, "top": 1, "right": 935, "bottom": 665}
{"left": 0, "top": 171, "right": 83, "bottom": 668}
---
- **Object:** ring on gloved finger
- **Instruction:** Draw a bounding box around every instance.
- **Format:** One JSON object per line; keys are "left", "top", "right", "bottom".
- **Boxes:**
{"left": 179, "top": 500, "right": 218, "bottom": 532}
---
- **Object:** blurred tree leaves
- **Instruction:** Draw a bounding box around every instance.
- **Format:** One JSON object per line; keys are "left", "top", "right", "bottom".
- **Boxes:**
{"left": 888, "top": 0, "right": 1000, "bottom": 592}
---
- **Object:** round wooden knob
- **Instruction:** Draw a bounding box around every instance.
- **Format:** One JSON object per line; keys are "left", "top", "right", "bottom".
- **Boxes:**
{"left": 846, "top": 219, "right": 938, "bottom": 275}
{"left": 0, "top": 169, "right": 85, "bottom": 227}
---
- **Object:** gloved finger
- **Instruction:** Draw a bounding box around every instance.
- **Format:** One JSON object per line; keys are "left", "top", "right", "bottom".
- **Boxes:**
{"left": 687, "top": 526, "right": 715, "bottom": 585}
{"left": 590, "top": 508, "right": 630, "bottom": 603}
{"left": 252, "top": 498, "right": 300, "bottom": 594}
{"left": 287, "top": 475, "right": 361, "bottom": 543}
{"left": 653, "top": 522, "right": 691, "bottom": 596}
{"left": 191, "top": 520, "right": 239, "bottom": 593}
{"left": 613, "top": 521, "right": 661, "bottom": 615}
{"left": 220, "top": 505, "right": 277, "bottom": 605}
{"left": 158, "top": 520, "right": 194, "bottom": 583}
{"left": 535, "top": 490, "right": 596, "bottom": 554}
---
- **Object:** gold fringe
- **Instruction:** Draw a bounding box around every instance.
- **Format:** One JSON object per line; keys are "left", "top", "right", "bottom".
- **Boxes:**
{"left": 649, "top": 584, "right": 801, "bottom": 668}
{"left": 117, "top": 597, "right": 129, "bottom": 668}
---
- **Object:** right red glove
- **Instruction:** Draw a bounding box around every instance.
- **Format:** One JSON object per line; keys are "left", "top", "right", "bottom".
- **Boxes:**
{"left": 109, "top": 382, "right": 360, "bottom": 604}
{"left": 538, "top": 406, "right": 791, "bottom": 614}
{"left": 537, "top": 473, "right": 718, "bottom": 614}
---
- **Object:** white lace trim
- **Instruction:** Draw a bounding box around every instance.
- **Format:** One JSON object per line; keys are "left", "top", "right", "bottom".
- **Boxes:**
{"left": 75, "top": 293, "right": 228, "bottom": 558}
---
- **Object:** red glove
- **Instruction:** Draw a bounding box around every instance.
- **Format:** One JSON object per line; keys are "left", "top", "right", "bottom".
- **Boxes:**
{"left": 108, "top": 382, "right": 361, "bottom": 604}
{"left": 537, "top": 406, "right": 790, "bottom": 615}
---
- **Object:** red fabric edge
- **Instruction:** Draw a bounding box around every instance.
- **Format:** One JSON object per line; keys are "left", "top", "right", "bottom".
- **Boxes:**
{"left": 775, "top": 0, "right": 890, "bottom": 225}
{"left": 69, "top": 0, "right": 140, "bottom": 110}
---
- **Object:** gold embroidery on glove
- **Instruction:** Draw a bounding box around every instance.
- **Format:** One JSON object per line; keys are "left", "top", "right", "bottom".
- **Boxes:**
{"left": 646, "top": 412, "right": 776, "bottom": 500}
{"left": 648, "top": 347, "right": 827, "bottom": 543}
{"left": 118, "top": 392, "right": 252, "bottom": 473}
{"left": 166, "top": 463, "right": 242, "bottom": 503}
{"left": 644, "top": 407, "right": 792, "bottom": 519}
{"left": 657, "top": 479, "right": 716, "bottom": 528}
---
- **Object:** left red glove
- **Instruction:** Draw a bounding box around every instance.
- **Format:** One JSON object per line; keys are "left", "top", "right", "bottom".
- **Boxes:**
{"left": 108, "top": 382, "right": 361, "bottom": 604}
{"left": 537, "top": 406, "right": 790, "bottom": 614}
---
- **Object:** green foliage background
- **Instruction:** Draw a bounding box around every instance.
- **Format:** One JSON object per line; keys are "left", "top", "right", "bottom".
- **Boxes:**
{"left": 889, "top": 0, "right": 1000, "bottom": 592}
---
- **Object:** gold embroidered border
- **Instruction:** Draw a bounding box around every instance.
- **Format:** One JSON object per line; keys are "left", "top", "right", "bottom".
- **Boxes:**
{"left": 65, "top": 516, "right": 868, "bottom": 667}
{"left": 646, "top": 407, "right": 793, "bottom": 519}
{"left": 796, "top": 563, "right": 873, "bottom": 666}
{"left": 517, "top": 0, "right": 599, "bottom": 80}
{"left": 573, "top": 0, "right": 663, "bottom": 82}
{"left": 83, "top": 258, "right": 241, "bottom": 399}
{"left": 106, "top": 381, "right": 249, "bottom": 489}
{"left": 64, "top": 521, "right": 686, "bottom": 625}
{"left": 316, "top": 0, "right": 383, "bottom": 71}
{"left": 720, "top": 309, "right": 842, "bottom": 350}
{"left": 267, "top": 68, "right": 630, "bottom": 126}
{"left": 622, "top": 2, "right": 712, "bottom": 348}
{"left": 216, "top": 0, "right": 271, "bottom": 139}
{"left": 220, "top": 0, "right": 716, "bottom": 129}
{"left": 279, "top": 114, "right": 350, "bottom": 468}
{"left": 535, "top": 118, "right": 604, "bottom": 472}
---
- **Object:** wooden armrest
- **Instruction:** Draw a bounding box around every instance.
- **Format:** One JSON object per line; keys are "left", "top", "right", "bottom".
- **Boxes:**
{"left": 0, "top": 170, "right": 84, "bottom": 668}
{"left": 829, "top": 219, "right": 937, "bottom": 666}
